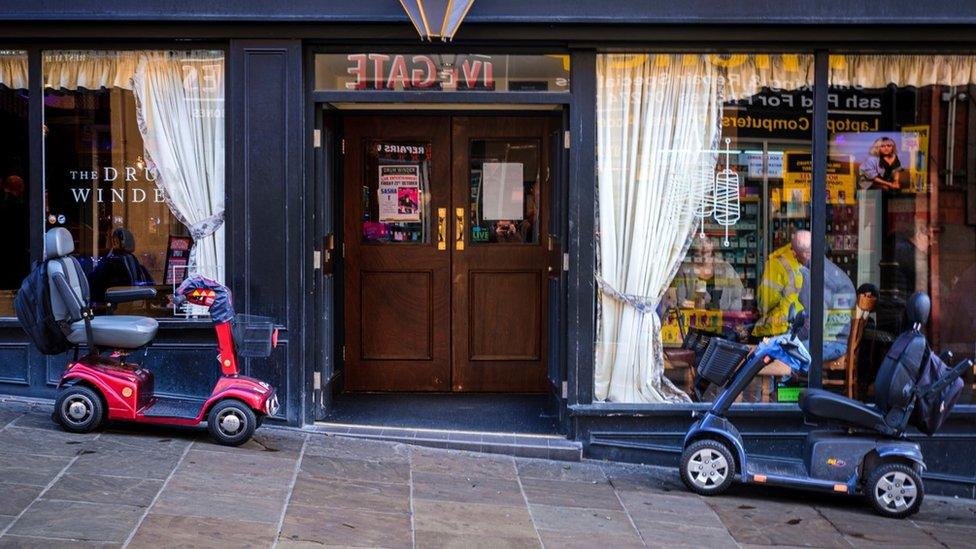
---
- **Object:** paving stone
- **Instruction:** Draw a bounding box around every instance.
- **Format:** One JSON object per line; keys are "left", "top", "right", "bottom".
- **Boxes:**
{"left": 0, "top": 426, "right": 97, "bottom": 458}
{"left": 69, "top": 443, "right": 184, "bottom": 480}
{"left": 411, "top": 446, "right": 517, "bottom": 480}
{"left": 537, "top": 529, "right": 644, "bottom": 549}
{"left": 0, "top": 409, "right": 21, "bottom": 428}
{"left": 707, "top": 496, "right": 849, "bottom": 548}
{"left": 617, "top": 488, "right": 726, "bottom": 529}
{"left": 529, "top": 504, "right": 640, "bottom": 538}
{"left": 412, "top": 471, "right": 525, "bottom": 506}
{"left": 44, "top": 473, "right": 163, "bottom": 508}
{"left": 415, "top": 530, "right": 541, "bottom": 548}
{"left": 911, "top": 495, "right": 976, "bottom": 527}
{"left": 6, "top": 500, "right": 143, "bottom": 543}
{"left": 0, "top": 514, "right": 15, "bottom": 530}
{"left": 288, "top": 473, "right": 411, "bottom": 513}
{"left": 304, "top": 434, "right": 410, "bottom": 462}
{"left": 9, "top": 412, "right": 62, "bottom": 431}
{"left": 279, "top": 503, "right": 412, "bottom": 548}
{"left": 300, "top": 453, "right": 410, "bottom": 484}
{"left": 515, "top": 458, "right": 607, "bottom": 483}
{"left": 0, "top": 534, "right": 121, "bottom": 548}
{"left": 631, "top": 518, "right": 738, "bottom": 548}
{"left": 413, "top": 500, "right": 536, "bottom": 538}
{"left": 914, "top": 521, "right": 976, "bottom": 548}
{"left": 0, "top": 452, "right": 72, "bottom": 487}
{"left": 127, "top": 513, "right": 277, "bottom": 549}
{"left": 151, "top": 482, "right": 286, "bottom": 524}
{"left": 192, "top": 429, "right": 306, "bottom": 460}
{"left": 519, "top": 477, "right": 621, "bottom": 510}
{"left": 93, "top": 430, "right": 195, "bottom": 454}
{"left": 178, "top": 448, "right": 296, "bottom": 481}
{"left": 0, "top": 483, "right": 44, "bottom": 516}
{"left": 165, "top": 468, "right": 292, "bottom": 501}
{"left": 603, "top": 462, "right": 684, "bottom": 493}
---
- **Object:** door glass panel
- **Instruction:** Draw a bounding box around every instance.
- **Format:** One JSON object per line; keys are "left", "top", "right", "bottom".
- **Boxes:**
{"left": 362, "top": 140, "right": 431, "bottom": 243}
{"left": 468, "top": 139, "right": 540, "bottom": 244}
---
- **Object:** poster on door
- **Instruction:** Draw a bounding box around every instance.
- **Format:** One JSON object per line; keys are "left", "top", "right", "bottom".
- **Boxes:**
{"left": 378, "top": 165, "right": 421, "bottom": 222}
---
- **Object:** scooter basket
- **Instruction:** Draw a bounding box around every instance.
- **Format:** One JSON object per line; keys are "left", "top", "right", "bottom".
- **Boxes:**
{"left": 231, "top": 314, "right": 275, "bottom": 358}
{"left": 696, "top": 338, "right": 752, "bottom": 387}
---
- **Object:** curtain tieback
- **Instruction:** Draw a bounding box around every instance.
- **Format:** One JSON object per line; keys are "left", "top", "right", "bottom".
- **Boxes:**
{"left": 595, "top": 274, "right": 657, "bottom": 315}
{"left": 188, "top": 211, "right": 224, "bottom": 241}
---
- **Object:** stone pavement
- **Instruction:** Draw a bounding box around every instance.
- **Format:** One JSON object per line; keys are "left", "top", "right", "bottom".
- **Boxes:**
{"left": 0, "top": 399, "right": 973, "bottom": 548}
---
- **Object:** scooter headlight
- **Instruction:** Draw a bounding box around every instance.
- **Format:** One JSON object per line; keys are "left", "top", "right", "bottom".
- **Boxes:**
{"left": 266, "top": 394, "right": 280, "bottom": 416}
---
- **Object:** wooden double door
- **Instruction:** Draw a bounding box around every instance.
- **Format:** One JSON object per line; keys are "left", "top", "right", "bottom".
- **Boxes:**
{"left": 343, "top": 115, "right": 556, "bottom": 392}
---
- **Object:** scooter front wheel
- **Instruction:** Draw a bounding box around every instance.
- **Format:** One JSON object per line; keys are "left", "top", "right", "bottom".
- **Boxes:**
{"left": 866, "top": 463, "right": 924, "bottom": 519}
{"left": 681, "top": 439, "right": 736, "bottom": 495}
{"left": 54, "top": 385, "right": 105, "bottom": 433}
{"left": 206, "top": 399, "right": 257, "bottom": 446}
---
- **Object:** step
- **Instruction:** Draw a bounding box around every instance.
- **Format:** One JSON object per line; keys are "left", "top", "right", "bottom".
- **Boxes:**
{"left": 746, "top": 456, "right": 808, "bottom": 478}
{"left": 141, "top": 396, "right": 207, "bottom": 419}
{"left": 310, "top": 422, "right": 582, "bottom": 461}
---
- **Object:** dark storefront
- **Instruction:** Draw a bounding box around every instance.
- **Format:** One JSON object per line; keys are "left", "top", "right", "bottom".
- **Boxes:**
{"left": 1, "top": 1, "right": 975, "bottom": 498}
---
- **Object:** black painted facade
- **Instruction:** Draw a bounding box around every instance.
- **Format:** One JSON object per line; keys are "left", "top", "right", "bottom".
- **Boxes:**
{"left": 1, "top": 0, "right": 974, "bottom": 497}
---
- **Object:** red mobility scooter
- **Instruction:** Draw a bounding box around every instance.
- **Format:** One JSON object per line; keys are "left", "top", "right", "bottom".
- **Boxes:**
{"left": 43, "top": 228, "right": 278, "bottom": 445}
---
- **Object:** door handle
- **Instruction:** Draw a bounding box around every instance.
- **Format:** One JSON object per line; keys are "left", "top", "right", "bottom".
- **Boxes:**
{"left": 437, "top": 208, "right": 447, "bottom": 251}
{"left": 322, "top": 233, "right": 335, "bottom": 276}
{"left": 455, "top": 207, "right": 465, "bottom": 250}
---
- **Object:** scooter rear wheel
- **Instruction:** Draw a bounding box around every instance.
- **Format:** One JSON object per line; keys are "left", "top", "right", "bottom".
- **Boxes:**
{"left": 681, "top": 439, "right": 736, "bottom": 495}
{"left": 54, "top": 385, "right": 105, "bottom": 433}
{"left": 206, "top": 399, "right": 257, "bottom": 446}
{"left": 866, "top": 462, "right": 924, "bottom": 519}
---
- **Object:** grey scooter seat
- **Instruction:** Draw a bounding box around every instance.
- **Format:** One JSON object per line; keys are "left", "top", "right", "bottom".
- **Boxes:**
{"left": 800, "top": 389, "right": 891, "bottom": 434}
{"left": 67, "top": 316, "right": 159, "bottom": 350}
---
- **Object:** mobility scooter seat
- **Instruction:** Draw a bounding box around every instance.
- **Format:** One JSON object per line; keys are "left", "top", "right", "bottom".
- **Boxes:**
{"left": 800, "top": 388, "right": 888, "bottom": 433}
{"left": 67, "top": 316, "right": 158, "bottom": 349}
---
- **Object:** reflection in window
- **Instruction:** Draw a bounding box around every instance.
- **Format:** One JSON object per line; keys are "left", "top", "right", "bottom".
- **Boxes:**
{"left": 44, "top": 50, "right": 224, "bottom": 317}
{"left": 827, "top": 55, "right": 976, "bottom": 404}
{"left": 596, "top": 53, "right": 815, "bottom": 404}
{"left": 0, "top": 51, "right": 28, "bottom": 317}
{"left": 469, "top": 139, "right": 540, "bottom": 245}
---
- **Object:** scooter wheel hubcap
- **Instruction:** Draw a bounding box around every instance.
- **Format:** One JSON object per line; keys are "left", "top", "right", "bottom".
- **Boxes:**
{"left": 876, "top": 471, "right": 916, "bottom": 512}
{"left": 62, "top": 395, "right": 93, "bottom": 424}
{"left": 218, "top": 409, "right": 244, "bottom": 435}
{"left": 687, "top": 448, "right": 729, "bottom": 489}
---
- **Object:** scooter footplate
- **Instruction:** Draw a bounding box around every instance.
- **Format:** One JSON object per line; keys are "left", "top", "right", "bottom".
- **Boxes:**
{"left": 747, "top": 456, "right": 807, "bottom": 478}
{"left": 142, "top": 396, "right": 207, "bottom": 419}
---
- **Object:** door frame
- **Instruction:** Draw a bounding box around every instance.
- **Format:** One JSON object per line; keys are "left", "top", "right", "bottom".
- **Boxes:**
{"left": 313, "top": 105, "right": 569, "bottom": 407}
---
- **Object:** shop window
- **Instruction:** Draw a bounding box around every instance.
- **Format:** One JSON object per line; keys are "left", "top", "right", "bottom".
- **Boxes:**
{"left": 595, "top": 53, "right": 815, "bottom": 404}
{"left": 314, "top": 53, "right": 570, "bottom": 93}
{"left": 43, "top": 50, "right": 224, "bottom": 317}
{"left": 826, "top": 55, "right": 976, "bottom": 404}
{"left": 0, "top": 51, "right": 29, "bottom": 317}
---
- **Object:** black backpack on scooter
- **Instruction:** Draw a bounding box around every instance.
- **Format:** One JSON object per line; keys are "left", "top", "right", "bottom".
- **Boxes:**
{"left": 910, "top": 349, "right": 964, "bottom": 435}
{"left": 15, "top": 260, "right": 71, "bottom": 355}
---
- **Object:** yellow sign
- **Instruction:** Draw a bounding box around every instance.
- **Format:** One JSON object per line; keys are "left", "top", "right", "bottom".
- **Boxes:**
{"left": 783, "top": 151, "right": 856, "bottom": 205}
{"left": 900, "top": 125, "right": 929, "bottom": 194}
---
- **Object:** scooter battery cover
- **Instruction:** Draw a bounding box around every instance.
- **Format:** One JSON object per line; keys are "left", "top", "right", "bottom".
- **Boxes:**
{"left": 697, "top": 338, "right": 751, "bottom": 387}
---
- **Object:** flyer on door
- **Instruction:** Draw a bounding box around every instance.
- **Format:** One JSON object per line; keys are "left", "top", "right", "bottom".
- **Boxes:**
{"left": 378, "top": 165, "right": 421, "bottom": 222}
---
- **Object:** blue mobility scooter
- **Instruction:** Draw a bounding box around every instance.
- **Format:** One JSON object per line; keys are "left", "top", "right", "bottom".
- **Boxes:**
{"left": 679, "top": 292, "right": 972, "bottom": 518}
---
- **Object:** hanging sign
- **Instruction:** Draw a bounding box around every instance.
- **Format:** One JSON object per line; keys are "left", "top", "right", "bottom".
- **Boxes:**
{"left": 378, "top": 165, "right": 421, "bottom": 222}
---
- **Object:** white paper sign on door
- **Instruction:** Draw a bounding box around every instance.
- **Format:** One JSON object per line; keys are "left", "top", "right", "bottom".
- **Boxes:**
{"left": 378, "top": 165, "right": 421, "bottom": 222}
{"left": 482, "top": 162, "right": 524, "bottom": 221}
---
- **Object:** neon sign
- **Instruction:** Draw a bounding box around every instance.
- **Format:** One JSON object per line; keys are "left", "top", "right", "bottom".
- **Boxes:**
{"left": 345, "top": 54, "right": 494, "bottom": 91}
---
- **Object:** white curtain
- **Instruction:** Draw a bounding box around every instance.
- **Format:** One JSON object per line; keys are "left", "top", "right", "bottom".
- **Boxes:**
{"left": 131, "top": 51, "right": 225, "bottom": 283}
{"left": 830, "top": 55, "right": 976, "bottom": 89}
{"left": 595, "top": 54, "right": 723, "bottom": 403}
{"left": 0, "top": 53, "right": 28, "bottom": 90}
{"left": 43, "top": 51, "right": 140, "bottom": 91}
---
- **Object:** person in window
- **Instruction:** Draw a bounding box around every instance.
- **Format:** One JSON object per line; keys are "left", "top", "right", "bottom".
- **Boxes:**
{"left": 858, "top": 136, "right": 902, "bottom": 191}
{"left": 752, "top": 230, "right": 810, "bottom": 338}
{"left": 88, "top": 227, "right": 155, "bottom": 302}
{"left": 798, "top": 251, "right": 856, "bottom": 361}
{"left": 491, "top": 185, "right": 536, "bottom": 243}
{"left": 671, "top": 235, "right": 743, "bottom": 312}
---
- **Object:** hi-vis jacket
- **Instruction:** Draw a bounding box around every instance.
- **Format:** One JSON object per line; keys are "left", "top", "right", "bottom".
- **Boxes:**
{"left": 752, "top": 243, "right": 804, "bottom": 337}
